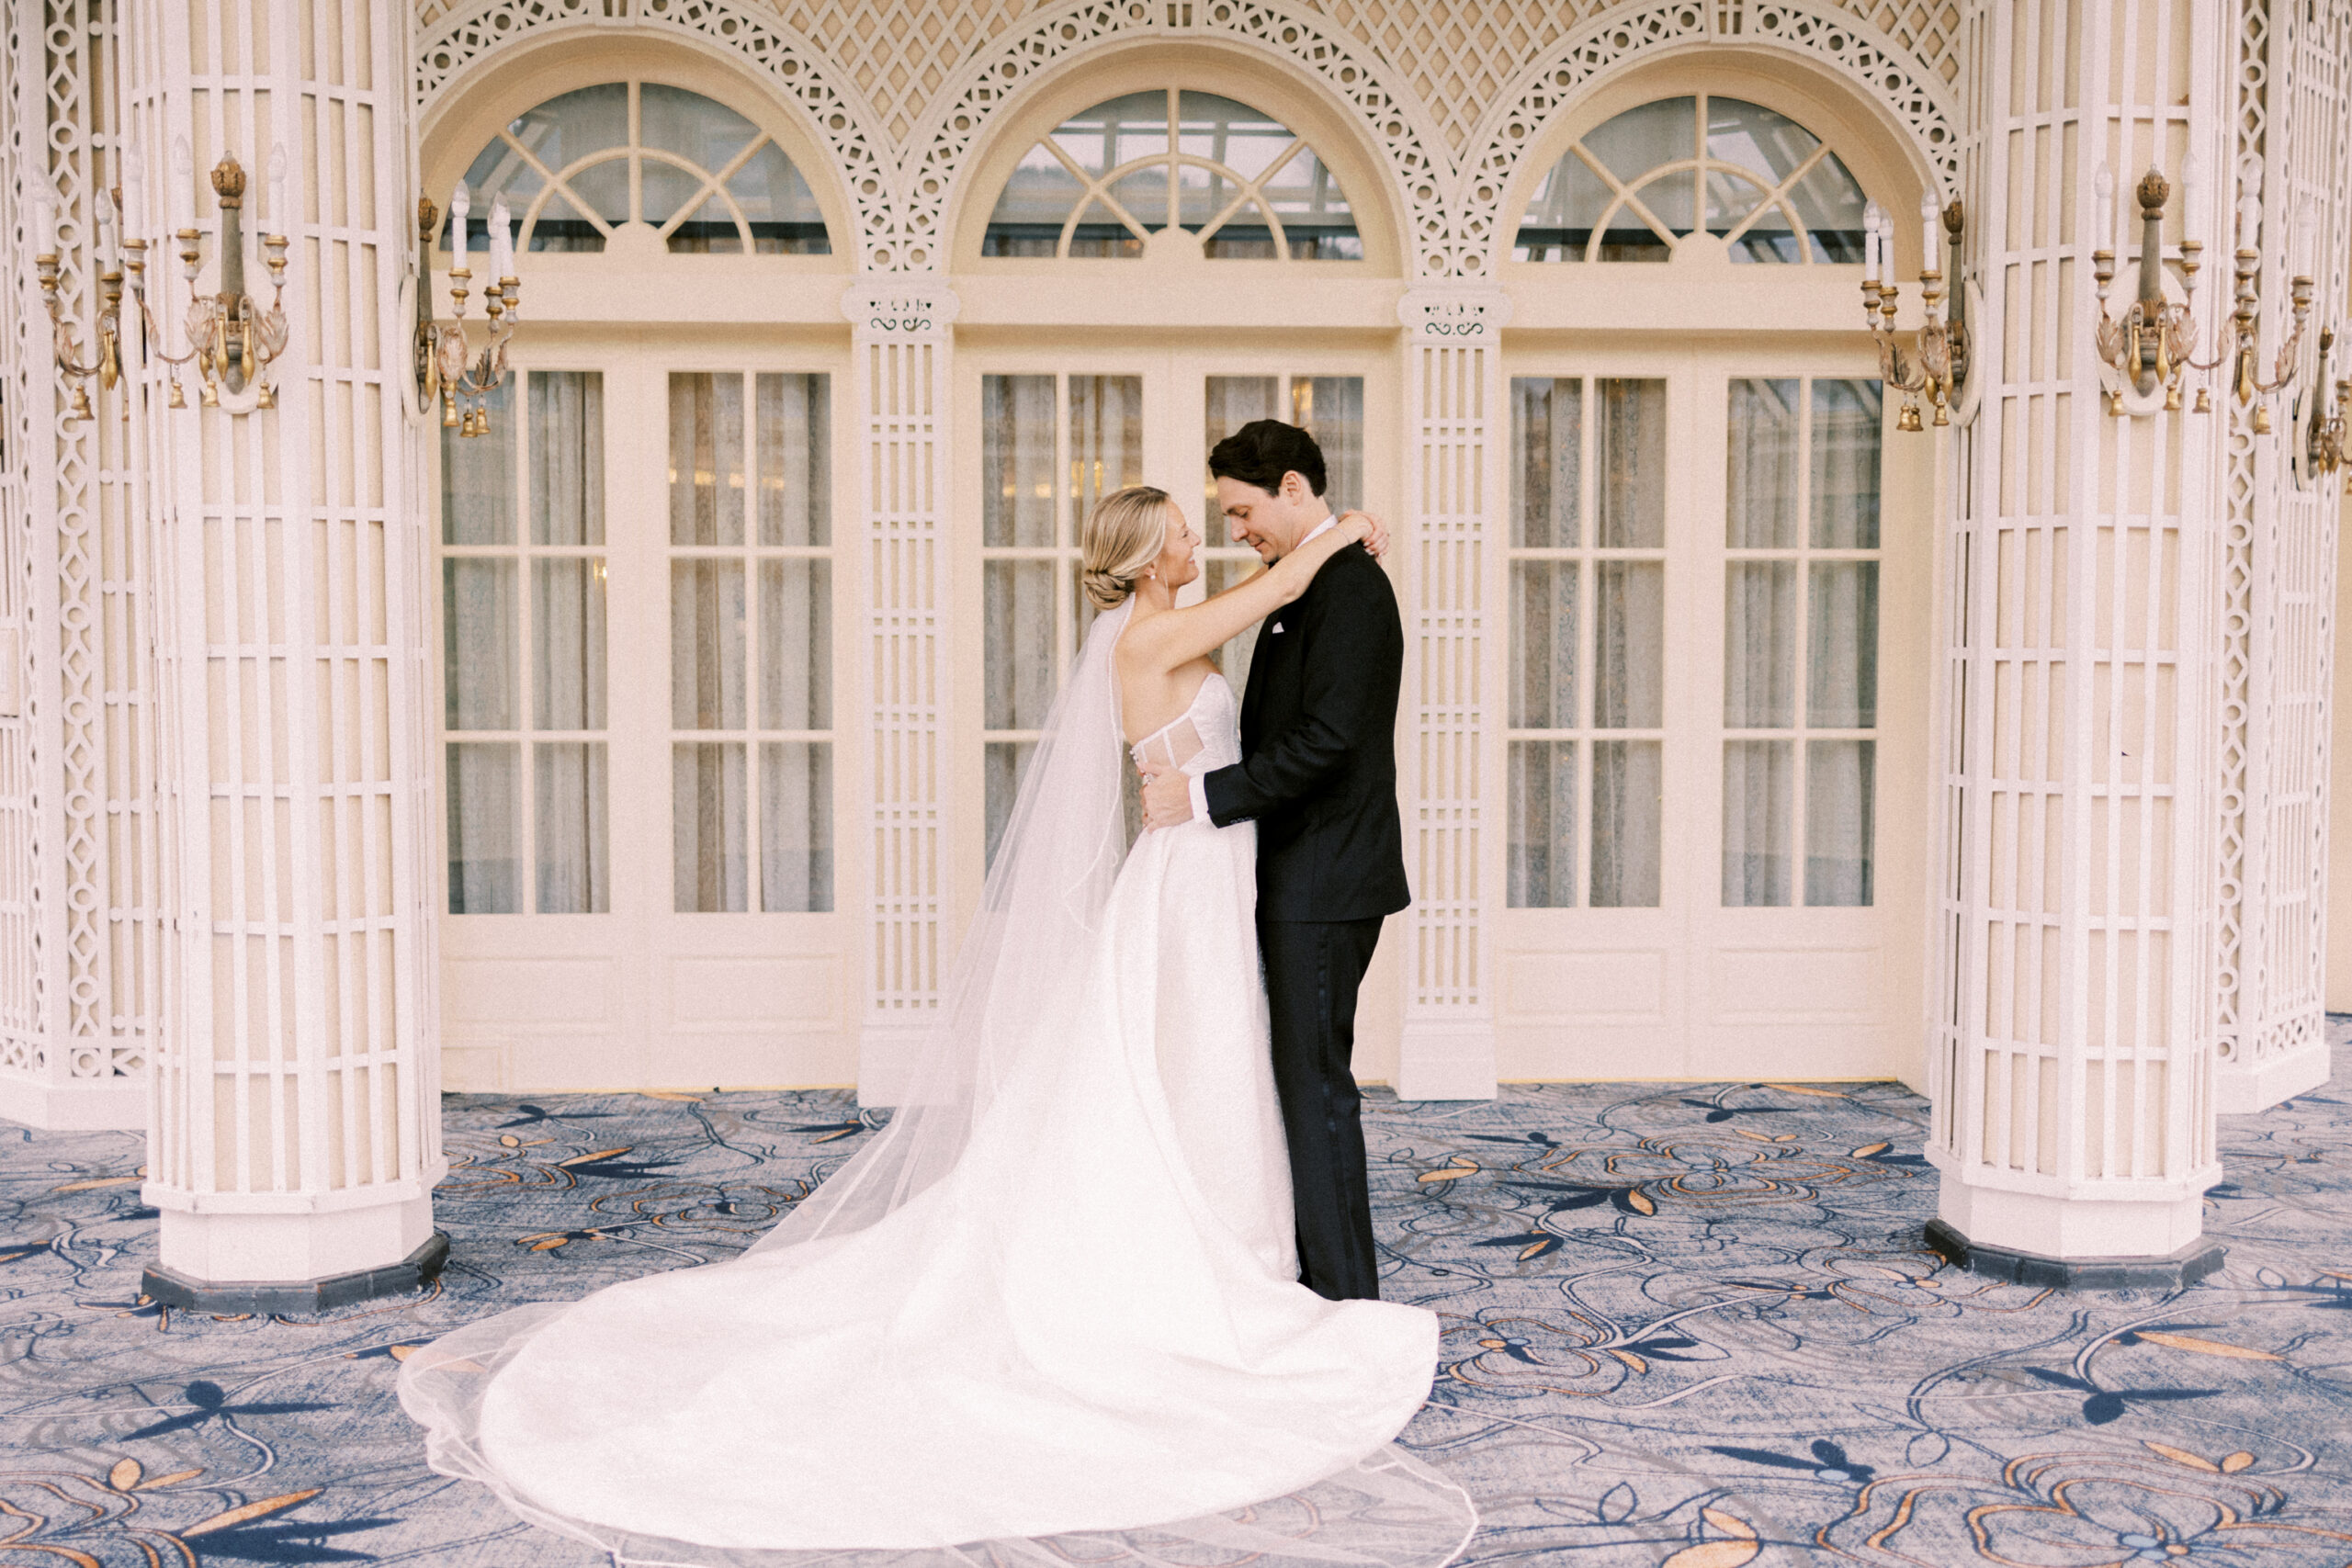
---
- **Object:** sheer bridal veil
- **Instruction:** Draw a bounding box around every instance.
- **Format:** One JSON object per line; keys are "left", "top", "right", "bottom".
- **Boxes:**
{"left": 400, "top": 599, "right": 1474, "bottom": 1567}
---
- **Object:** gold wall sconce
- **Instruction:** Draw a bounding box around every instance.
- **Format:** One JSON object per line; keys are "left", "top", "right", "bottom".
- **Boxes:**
{"left": 2092, "top": 161, "right": 2318, "bottom": 426}
{"left": 414, "top": 183, "right": 519, "bottom": 436}
{"left": 2304, "top": 324, "right": 2348, "bottom": 478}
{"left": 1861, "top": 193, "right": 1970, "bottom": 432}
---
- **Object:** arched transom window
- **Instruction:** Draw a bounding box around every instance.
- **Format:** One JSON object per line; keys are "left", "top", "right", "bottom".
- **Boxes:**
{"left": 1515, "top": 96, "right": 1866, "bottom": 265}
{"left": 984, "top": 89, "right": 1361, "bottom": 260}
{"left": 457, "top": 80, "right": 830, "bottom": 254}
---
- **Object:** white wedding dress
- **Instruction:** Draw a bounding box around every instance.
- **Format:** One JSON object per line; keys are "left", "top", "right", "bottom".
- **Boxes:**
{"left": 400, "top": 601, "right": 1476, "bottom": 1566}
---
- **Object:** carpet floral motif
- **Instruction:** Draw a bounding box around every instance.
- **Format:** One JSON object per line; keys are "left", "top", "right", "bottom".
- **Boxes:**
{"left": 7, "top": 1032, "right": 2352, "bottom": 1564}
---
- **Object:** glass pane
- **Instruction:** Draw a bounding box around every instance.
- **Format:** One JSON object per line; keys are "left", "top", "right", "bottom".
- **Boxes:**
{"left": 443, "top": 558, "right": 516, "bottom": 730}
{"left": 761, "top": 741, "right": 833, "bottom": 912}
{"left": 1625, "top": 169, "right": 1695, "bottom": 239}
{"left": 529, "top": 372, "right": 603, "bottom": 546}
{"left": 757, "top": 373, "right": 830, "bottom": 547}
{"left": 982, "top": 376, "right": 1056, "bottom": 547}
{"left": 1516, "top": 149, "right": 1612, "bottom": 262}
{"left": 1730, "top": 201, "right": 1804, "bottom": 265}
{"left": 984, "top": 740, "right": 1036, "bottom": 869}
{"left": 1595, "top": 379, "right": 1666, "bottom": 547}
{"left": 986, "top": 142, "right": 1091, "bottom": 255}
{"left": 728, "top": 141, "right": 830, "bottom": 254}
{"left": 441, "top": 378, "right": 514, "bottom": 545}
{"left": 1055, "top": 90, "right": 1169, "bottom": 176}
{"left": 1203, "top": 558, "right": 1262, "bottom": 692}
{"left": 983, "top": 560, "right": 1057, "bottom": 730}
{"left": 1507, "top": 739, "right": 1577, "bottom": 908}
{"left": 759, "top": 559, "right": 831, "bottom": 730}
{"left": 1808, "top": 561, "right": 1880, "bottom": 728}
{"left": 447, "top": 740, "right": 520, "bottom": 914}
{"left": 1291, "top": 378, "right": 1364, "bottom": 512}
{"left": 672, "top": 560, "right": 747, "bottom": 730}
{"left": 1724, "top": 562, "right": 1797, "bottom": 728}
{"left": 1703, "top": 167, "right": 1770, "bottom": 236}
{"left": 673, "top": 742, "right": 748, "bottom": 912}
{"left": 1511, "top": 378, "right": 1581, "bottom": 547}
{"left": 1069, "top": 376, "right": 1144, "bottom": 539}
{"left": 1068, "top": 197, "right": 1146, "bottom": 257}
{"left": 641, "top": 157, "right": 711, "bottom": 231}
{"left": 1107, "top": 165, "right": 1170, "bottom": 231}
{"left": 497, "top": 83, "right": 628, "bottom": 181}
{"left": 1593, "top": 561, "right": 1663, "bottom": 728}
{"left": 1584, "top": 96, "right": 1696, "bottom": 186}
{"left": 1175, "top": 154, "right": 1227, "bottom": 235}
{"left": 523, "top": 190, "right": 605, "bottom": 254}
{"left": 1590, "top": 739, "right": 1662, "bottom": 907}
{"left": 670, "top": 373, "right": 745, "bottom": 547}
{"left": 563, "top": 155, "right": 630, "bottom": 230}
{"left": 1258, "top": 145, "right": 1360, "bottom": 260}
{"left": 1811, "top": 379, "right": 1884, "bottom": 547}
{"left": 1789, "top": 153, "right": 1869, "bottom": 263}
{"left": 638, "top": 82, "right": 755, "bottom": 170}
{"left": 1721, "top": 739, "right": 1792, "bottom": 906}
{"left": 534, "top": 741, "right": 608, "bottom": 914}
{"left": 532, "top": 559, "right": 606, "bottom": 730}
{"left": 1510, "top": 560, "right": 1577, "bottom": 728}
{"left": 1806, "top": 739, "right": 1875, "bottom": 905}
{"left": 1705, "top": 97, "right": 1823, "bottom": 188}
{"left": 1726, "top": 378, "right": 1799, "bottom": 547}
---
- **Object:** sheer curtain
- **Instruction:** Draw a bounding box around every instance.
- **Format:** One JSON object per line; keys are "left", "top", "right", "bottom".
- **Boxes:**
{"left": 444, "top": 379, "right": 520, "bottom": 913}
{"left": 1721, "top": 376, "right": 1880, "bottom": 908}
{"left": 530, "top": 370, "right": 606, "bottom": 915}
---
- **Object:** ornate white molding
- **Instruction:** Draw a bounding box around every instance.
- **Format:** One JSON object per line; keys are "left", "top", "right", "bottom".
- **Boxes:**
{"left": 894, "top": 0, "right": 1455, "bottom": 275}
{"left": 413, "top": 0, "right": 899, "bottom": 269}
{"left": 1396, "top": 284, "right": 1514, "bottom": 339}
{"left": 841, "top": 277, "right": 962, "bottom": 341}
{"left": 1457, "top": 0, "right": 1962, "bottom": 276}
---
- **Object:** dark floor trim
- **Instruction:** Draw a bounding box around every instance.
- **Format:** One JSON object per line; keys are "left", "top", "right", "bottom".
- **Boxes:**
{"left": 141, "top": 1230, "right": 450, "bottom": 1315}
{"left": 1925, "top": 1218, "right": 2224, "bottom": 1292}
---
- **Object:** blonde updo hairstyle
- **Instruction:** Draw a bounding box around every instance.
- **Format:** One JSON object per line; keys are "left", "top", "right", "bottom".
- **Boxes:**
{"left": 1079, "top": 485, "right": 1177, "bottom": 611}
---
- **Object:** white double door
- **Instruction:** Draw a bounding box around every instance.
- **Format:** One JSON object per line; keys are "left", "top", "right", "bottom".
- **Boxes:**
{"left": 436, "top": 339, "right": 854, "bottom": 1092}
{"left": 1494, "top": 343, "right": 1930, "bottom": 1083}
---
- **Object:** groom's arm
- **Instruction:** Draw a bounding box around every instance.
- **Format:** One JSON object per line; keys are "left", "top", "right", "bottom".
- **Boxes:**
{"left": 1199, "top": 552, "right": 1401, "bottom": 829}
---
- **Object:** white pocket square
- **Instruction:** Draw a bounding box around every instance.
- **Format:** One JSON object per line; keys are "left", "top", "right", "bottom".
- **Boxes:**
{"left": 1272, "top": 621, "right": 1284, "bottom": 634}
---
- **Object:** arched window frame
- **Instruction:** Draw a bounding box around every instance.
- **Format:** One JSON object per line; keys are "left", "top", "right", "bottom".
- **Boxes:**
{"left": 950, "top": 55, "right": 1404, "bottom": 276}
{"left": 420, "top": 57, "right": 851, "bottom": 269}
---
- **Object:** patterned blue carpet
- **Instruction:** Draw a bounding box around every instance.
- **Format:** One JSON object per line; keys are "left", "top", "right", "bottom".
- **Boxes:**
{"left": 9, "top": 1029, "right": 2352, "bottom": 1565}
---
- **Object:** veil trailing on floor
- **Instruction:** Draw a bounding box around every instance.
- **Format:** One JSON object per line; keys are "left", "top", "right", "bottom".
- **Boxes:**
{"left": 399, "top": 598, "right": 1476, "bottom": 1567}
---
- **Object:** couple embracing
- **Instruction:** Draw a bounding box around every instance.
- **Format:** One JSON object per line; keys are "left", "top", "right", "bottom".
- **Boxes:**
{"left": 401, "top": 420, "right": 1477, "bottom": 1564}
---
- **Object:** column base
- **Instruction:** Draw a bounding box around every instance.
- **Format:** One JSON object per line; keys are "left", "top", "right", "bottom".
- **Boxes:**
{"left": 2214, "top": 1036, "right": 2332, "bottom": 1114}
{"left": 142, "top": 1230, "right": 450, "bottom": 1314}
{"left": 1925, "top": 1218, "right": 2223, "bottom": 1292}
{"left": 1396, "top": 1018, "right": 1498, "bottom": 1100}
{"left": 0, "top": 1075, "right": 145, "bottom": 1130}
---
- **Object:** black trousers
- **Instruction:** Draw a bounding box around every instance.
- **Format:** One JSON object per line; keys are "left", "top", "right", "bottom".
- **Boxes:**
{"left": 1257, "top": 915, "right": 1385, "bottom": 1303}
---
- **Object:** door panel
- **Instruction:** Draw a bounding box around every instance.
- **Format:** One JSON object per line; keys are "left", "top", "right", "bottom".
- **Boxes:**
{"left": 437, "top": 344, "right": 854, "bottom": 1092}
{"left": 1498, "top": 346, "right": 1925, "bottom": 1081}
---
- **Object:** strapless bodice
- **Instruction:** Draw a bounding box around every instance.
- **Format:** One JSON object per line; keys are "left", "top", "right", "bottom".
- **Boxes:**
{"left": 1126, "top": 672, "right": 1239, "bottom": 779}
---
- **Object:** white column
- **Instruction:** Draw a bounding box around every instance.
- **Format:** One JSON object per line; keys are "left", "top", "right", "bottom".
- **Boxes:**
{"left": 0, "top": 0, "right": 152, "bottom": 1132}
{"left": 120, "top": 0, "right": 444, "bottom": 1305}
{"left": 2211, "top": 0, "right": 2351, "bottom": 1113}
{"left": 1927, "top": 0, "right": 2230, "bottom": 1281}
{"left": 1395, "top": 286, "right": 1510, "bottom": 1102}
{"left": 843, "top": 280, "right": 958, "bottom": 1105}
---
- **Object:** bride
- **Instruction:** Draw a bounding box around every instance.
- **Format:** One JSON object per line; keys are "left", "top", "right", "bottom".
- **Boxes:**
{"left": 399, "top": 486, "right": 1476, "bottom": 1566}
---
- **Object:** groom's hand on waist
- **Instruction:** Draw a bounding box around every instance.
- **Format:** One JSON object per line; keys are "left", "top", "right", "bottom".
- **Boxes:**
{"left": 1138, "top": 760, "right": 1197, "bottom": 829}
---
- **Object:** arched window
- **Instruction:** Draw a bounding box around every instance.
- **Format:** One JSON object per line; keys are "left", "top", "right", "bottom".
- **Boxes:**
{"left": 983, "top": 89, "right": 1361, "bottom": 260}
{"left": 1515, "top": 96, "right": 1866, "bottom": 265}
{"left": 455, "top": 80, "right": 830, "bottom": 254}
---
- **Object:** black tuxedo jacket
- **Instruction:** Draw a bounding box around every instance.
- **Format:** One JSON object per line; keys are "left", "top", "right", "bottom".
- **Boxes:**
{"left": 1201, "top": 542, "right": 1411, "bottom": 923}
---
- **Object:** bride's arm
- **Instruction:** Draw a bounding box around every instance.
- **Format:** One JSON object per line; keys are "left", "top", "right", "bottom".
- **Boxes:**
{"left": 1119, "top": 513, "right": 1374, "bottom": 675}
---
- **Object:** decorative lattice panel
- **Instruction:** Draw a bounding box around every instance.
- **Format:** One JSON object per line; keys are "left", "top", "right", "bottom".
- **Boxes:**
{"left": 1309, "top": 0, "right": 1592, "bottom": 156}
{"left": 0, "top": 0, "right": 44, "bottom": 1078}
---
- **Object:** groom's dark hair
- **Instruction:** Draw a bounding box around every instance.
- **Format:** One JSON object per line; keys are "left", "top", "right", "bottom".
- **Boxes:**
{"left": 1209, "top": 419, "right": 1328, "bottom": 498}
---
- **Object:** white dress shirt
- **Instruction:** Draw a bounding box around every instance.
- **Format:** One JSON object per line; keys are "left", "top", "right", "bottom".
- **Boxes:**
{"left": 1188, "top": 514, "right": 1339, "bottom": 823}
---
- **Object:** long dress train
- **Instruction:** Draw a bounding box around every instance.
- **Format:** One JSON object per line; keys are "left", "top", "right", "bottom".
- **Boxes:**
{"left": 398, "top": 605, "right": 1475, "bottom": 1565}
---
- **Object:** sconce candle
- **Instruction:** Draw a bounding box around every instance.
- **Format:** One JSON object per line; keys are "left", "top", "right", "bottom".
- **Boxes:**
{"left": 449, "top": 182, "right": 471, "bottom": 267}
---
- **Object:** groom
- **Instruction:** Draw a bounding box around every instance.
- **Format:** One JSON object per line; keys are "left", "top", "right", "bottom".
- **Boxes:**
{"left": 1139, "top": 419, "right": 1408, "bottom": 1303}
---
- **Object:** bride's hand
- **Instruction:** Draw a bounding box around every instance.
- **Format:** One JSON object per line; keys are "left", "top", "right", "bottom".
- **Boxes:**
{"left": 1336, "top": 510, "right": 1387, "bottom": 558}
